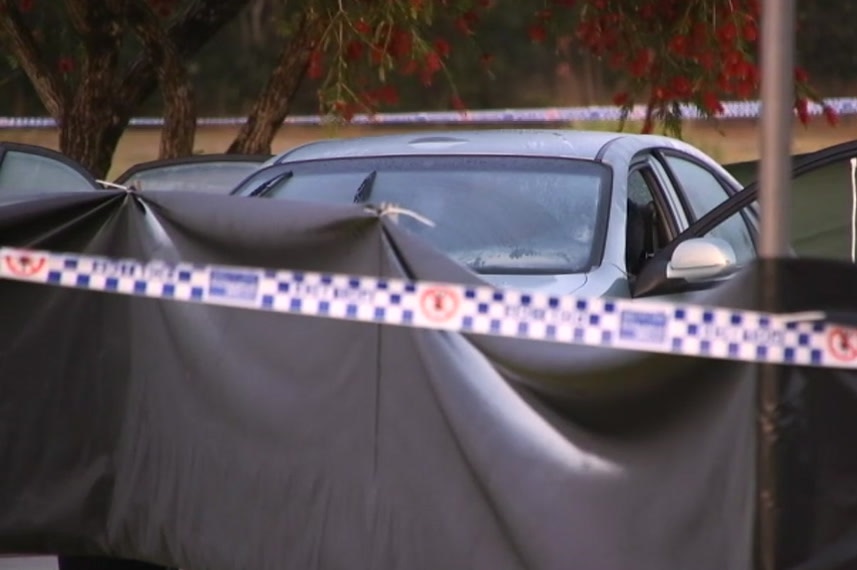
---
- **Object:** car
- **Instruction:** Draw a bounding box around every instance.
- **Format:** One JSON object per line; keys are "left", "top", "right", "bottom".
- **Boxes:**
{"left": 0, "top": 144, "right": 271, "bottom": 196}
{"left": 229, "top": 129, "right": 773, "bottom": 300}
{"left": 113, "top": 153, "right": 271, "bottom": 193}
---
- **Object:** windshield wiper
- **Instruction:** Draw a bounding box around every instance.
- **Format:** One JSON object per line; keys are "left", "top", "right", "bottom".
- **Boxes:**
{"left": 250, "top": 170, "right": 292, "bottom": 197}
{"left": 352, "top": 171, "right": 377, "bottom": 203}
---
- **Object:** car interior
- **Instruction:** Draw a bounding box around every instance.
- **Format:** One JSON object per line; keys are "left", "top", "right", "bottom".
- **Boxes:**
{"left": 625, "top": 199, "right": 661, "bottom": 275}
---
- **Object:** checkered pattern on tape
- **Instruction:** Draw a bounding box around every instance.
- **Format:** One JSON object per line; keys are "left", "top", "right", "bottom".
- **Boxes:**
{"left": 258, "top": 271, "right": 417, "bottom": 325}
{"left": 0, "top": 247, "right": 840, "bottom": 368}
{"left": 669, "top": 306, "right": 826, "bottom": 366}
{"left": 46, "top": 254, "right": 210, "bottom": 301}
{"left": 454, "top": 286, "right": 602, "bottom": 341}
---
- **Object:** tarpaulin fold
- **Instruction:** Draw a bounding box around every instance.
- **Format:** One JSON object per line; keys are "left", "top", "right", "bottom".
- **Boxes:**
{"left": 0, "top": 190, "right": 852, "bottom": 570}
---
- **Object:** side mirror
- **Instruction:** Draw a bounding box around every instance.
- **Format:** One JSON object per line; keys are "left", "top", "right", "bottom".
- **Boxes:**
{"left": 666, "top": 237, "right": 738, "bottom": 281}
{"left": 632, "top": 236, "right": 739, "bottom": 297}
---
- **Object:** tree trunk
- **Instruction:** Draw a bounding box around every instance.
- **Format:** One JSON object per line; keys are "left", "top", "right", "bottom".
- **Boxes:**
{"left": 3, "top": 0, "right": 252, "bottom": 177}
{"left": 113, "top": 0, "right": 196, "bottom": 159}
{"left": 58, "top": 0, "right": 125, "bottom": 178}
{"left": 228, "top": 14, "right": 322, "bottom": 155}
{"left": 59, "top": 107, "right": 127, "bottom": 179}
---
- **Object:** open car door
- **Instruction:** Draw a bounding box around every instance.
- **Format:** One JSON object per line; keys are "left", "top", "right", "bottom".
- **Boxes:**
{"left": 0, "top": 142, "right": 99, "bottom": 197}
{"left": 114, "top": 154, "right": 271, "bottom": 194}
{"left": 634, "top": 139, "right": 857, "bottom": 297}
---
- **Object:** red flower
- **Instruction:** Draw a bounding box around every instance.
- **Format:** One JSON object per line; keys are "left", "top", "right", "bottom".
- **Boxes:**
{"left": 376, "top": 85, "right": 399, "bottom": 105}
{"left": 795, "top": 98, "right": 810, "bottom": 125}
{"left": 702, "top": 92, "right": 725, "bottom": 116}
{"left": 57, "top": 57, "right": 75, "bottom": 74}
{"left": 670, "top": 76, "right": 692, "bottom": 98}
{"left": 823, "top": 105, "right": 839, "bottom": 127}
{"left": 433, "top": 38, "right": 450, "bottom": 59}
{"left": 612, "top": 91, "right": 630, "bottom": 107}
{"left": 528, "top": 24, "right": 547, "bottom": 43}
{"left": 668, "top": 35, "right": 689, "bottom": 56}
{"left": 354, "top": 19, "right": 372, "bottom": 36}
{"left": 423, "top": 51, "right": 442, "bottom": 74}
{"left": 17, "top": 0, "right": 34, "bottom": 13}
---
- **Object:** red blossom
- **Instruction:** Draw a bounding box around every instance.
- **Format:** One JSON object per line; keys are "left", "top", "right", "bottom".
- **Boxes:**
{"left": 433, "top": 38, "right": 450, "bottom": 58}
{"left": 528, "top": 24, "right": 547, "bottom": 43}
{"left": 795, "top": 98, "right": 810, "bottom": 125}
{"left": 823, "top": 105, "right": 840, "bottom": 127}
{"left": 57, "top": 56, "right": 75, "bottom": 74}
{"left": 612, "top": 91, "right": 630, "bottom": 106}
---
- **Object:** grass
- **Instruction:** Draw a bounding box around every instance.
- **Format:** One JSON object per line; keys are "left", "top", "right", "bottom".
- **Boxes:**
{"left": 2, "top": 116, "right": 857, "bottom": 178}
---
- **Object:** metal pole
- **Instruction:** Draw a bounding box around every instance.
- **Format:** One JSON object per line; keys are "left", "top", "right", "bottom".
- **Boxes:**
{"left": 756, "top": 1, "right": 796, "bottom": 570}
{"left": 758, "top": 0, "right": 795, "bottom": 257}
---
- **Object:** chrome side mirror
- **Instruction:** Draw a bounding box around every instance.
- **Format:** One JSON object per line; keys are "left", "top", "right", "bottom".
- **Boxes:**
{"left": 666, "top": 237, "right": 738, "bottom": 281}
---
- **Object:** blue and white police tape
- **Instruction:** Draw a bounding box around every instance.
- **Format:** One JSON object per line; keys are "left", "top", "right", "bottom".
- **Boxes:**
{"left": 2, "top": 246, "right": 857, "bottom": 370}
{"left": 3, "top": 97, "right": 857, "bottom": 129}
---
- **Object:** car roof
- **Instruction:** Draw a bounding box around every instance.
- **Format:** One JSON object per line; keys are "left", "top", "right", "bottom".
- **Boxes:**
{"left": 271, "top": 128, "right": 699, "bottom": 164}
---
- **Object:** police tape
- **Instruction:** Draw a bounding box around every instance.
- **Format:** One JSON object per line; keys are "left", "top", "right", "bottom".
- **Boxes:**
{"left": 3, "top": 246, "right": 857, "bottom": 370}
{"left": 3, "top": 97, "right": 857, "bottom": 129}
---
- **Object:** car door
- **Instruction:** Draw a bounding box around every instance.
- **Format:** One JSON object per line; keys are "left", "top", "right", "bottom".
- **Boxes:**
{"left": 114, "top": 154, "right": 271, "bottom": 194}
{"left": 632, "top": 139, "right": 857, "bottom": 298}
{"left": 0, "top": 142, "right": 99, "bottom": 198}
{"left": 722, "top": 140, "right": 857, "bottom": 261}
{"left": 623, "top": 154, "right": 690, "bottom": 279}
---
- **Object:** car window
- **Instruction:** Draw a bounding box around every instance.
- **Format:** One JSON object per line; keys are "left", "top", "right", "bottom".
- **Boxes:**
{"left": 628, "top": 169, "right": 654, "bottom": 206}
{"left": 117, "top": 161, "right": 263, "bottom": 194}
{"left": 260, "top": 156, "right": 611, "bottom": 274}
{"left": 664, "top": 155, "right": 755, "bottom": 263}
{"left": 0, "top": 149, "right": 96, "bottom": 193}
{"left": 701, "top": 207, "right": 757, "bottom": 263}
{"left": 626, "top": 166, "right": 676, "bottom": 275}
{"left": 663, "top": 155, "right": 732, "bottom": 219}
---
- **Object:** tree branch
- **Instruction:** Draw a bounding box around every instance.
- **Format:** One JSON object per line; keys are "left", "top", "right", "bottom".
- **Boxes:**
{"left": 117, "top": 0, "right": 252, "bottom": 115}
{"left": 61, "top": 0, "right": 123, "bottom": 86}
{"left": 228, "top": 12, "right": 324, "bottom": 154}
{"left": 112, "top": 0, "right": 196, "bottom": 158}
{"left": 0, "top": 0, "right": 68, "bottom": 119}
{"left": 58, "top": 0, "right": 125, "bottom": 175}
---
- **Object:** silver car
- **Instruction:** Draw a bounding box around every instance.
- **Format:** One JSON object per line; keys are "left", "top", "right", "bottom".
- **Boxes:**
{"left": 228, "top": 129, "right": 847, "bottom": 299}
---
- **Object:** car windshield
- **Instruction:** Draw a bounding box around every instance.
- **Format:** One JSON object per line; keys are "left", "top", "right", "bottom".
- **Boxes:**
{"left": 254, "top": 155, "right": 610, "bottom": 274}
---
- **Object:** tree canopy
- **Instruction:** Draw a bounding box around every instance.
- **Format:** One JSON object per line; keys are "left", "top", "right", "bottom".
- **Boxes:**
{"left": 0, "top": 0, "right": 845, "bottom": 177}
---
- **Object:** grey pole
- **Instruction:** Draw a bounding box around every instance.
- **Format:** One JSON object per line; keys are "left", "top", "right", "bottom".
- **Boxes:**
{"left": 758, "top": 0, "right": 795, "bottom": 257}
{"left": 756, "top": 1, "right": 796, "bottom": 570}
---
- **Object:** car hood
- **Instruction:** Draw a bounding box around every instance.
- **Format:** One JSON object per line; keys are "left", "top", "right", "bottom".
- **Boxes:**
{"left": 476, "top": 272, "right": 589, "bottom": 295}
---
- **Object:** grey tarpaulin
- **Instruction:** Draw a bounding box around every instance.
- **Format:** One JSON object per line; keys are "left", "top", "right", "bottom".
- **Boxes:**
{"left": 0, "top": 190, "right": 853, "bottom": 570}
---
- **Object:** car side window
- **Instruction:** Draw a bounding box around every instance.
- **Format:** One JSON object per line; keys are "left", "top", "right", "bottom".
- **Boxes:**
{"left": 0, "top": 150, "right": 94, "bottom": 193}
{"left": 664, "top": 155, "right": 756, "bottom": 263}
{"left": 628, "top": 169, "right": 655, "bottom": 206}
{"left": 625, "top": 167, "right": 672, "bottom": 275}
